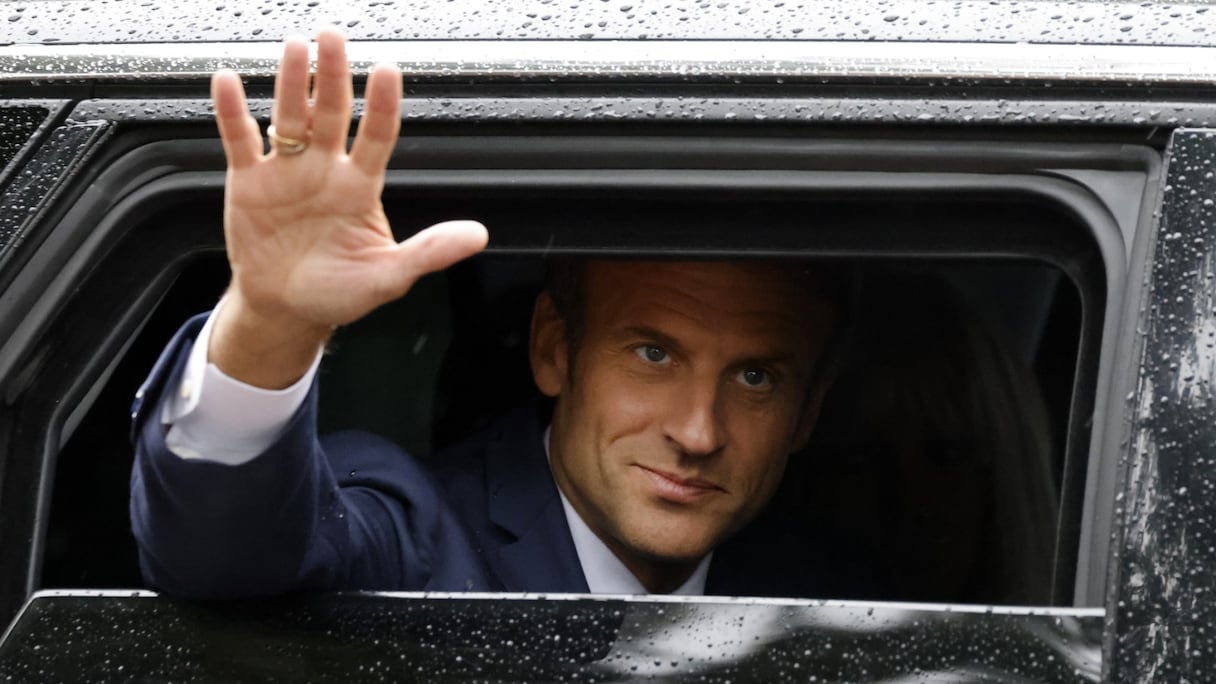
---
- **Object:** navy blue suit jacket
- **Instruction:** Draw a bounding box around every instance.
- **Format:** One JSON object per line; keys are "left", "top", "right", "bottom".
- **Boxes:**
{"left": 131, "top": 315, "right": 873, "bottom": 600}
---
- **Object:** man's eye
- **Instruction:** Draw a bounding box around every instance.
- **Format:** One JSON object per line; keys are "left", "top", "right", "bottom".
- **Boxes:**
{"left": 737, "top": 368, "right": 771, "bottom": 389}
{"left": 634, "top": 345, "right": 670, "bottom": 364}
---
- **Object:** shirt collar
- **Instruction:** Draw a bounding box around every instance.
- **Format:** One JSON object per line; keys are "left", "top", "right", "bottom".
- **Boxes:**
{"left": 544, "top": 426, "right": 711, "bottom": 595}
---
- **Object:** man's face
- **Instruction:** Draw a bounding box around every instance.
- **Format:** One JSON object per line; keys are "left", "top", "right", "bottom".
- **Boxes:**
{"left": 531, "top": 261, "right": 833, "bottom": 573}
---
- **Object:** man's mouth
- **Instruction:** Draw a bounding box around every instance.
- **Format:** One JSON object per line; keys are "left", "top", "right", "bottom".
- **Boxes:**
{"left": 635, "top": 465, "right": 724, "bottom": 504}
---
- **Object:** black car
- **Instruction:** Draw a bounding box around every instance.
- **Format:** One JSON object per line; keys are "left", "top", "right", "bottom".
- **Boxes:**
{"left": 0, "top": 0, "right": 1212, "bottom": 681}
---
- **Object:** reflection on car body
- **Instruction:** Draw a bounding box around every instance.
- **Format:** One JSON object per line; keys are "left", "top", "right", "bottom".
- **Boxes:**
{"left": 0, "top": 591, "right": 1105, "bottom": 682}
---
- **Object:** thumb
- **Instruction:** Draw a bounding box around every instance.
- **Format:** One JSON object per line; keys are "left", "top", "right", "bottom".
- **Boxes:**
{"left": 385, "top": 220, "right": 489, "bottom": 294}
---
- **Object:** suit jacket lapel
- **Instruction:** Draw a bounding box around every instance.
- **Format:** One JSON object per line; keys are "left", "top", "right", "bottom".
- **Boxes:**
{"left": 484, "top": 406, "right": 589, "bottom": 593}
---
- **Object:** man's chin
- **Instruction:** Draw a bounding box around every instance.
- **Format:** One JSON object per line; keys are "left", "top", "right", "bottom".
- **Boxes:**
{"left": 625, "top": 524, "right": 720, "bottom": 566}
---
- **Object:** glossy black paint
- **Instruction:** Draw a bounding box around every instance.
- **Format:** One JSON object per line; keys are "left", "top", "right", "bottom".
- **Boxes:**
{"left": 0, "top": 592, "right": 1103, "bottom": 683}
{"left": 1109, "top": 129, "right": 1216, "bottom": 683}
{"left": 0, "top": 121, "right": 108, "bottom": 275}
{"left": 0, "top": 119, "right": 111, "bottom": 628}
{"left": 0, "top": 0, "right": 1213, "bottom": 46}
{"left": 61, "top": 95, "right": 1216, "bottom": 132}
{"left": 0, "top": 105, "right": 48, "bottom": 184}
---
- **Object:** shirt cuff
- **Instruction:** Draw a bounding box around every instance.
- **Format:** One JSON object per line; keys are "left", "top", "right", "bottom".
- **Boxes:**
{"left": 161, "top": 298, "right": 322, "bottom": 465}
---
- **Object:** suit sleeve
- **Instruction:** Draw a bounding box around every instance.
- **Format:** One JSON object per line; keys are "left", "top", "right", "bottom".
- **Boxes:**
{"left": 129, "top": 315, "right": 492, "bottom": 599}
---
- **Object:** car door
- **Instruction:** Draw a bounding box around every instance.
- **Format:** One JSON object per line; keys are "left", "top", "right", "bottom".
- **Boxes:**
{"left": 1106, "top": 127, "right": 1216, "bottom": 683}
{"left": 1, "top": 1, "right": 1214, "bottom": 681}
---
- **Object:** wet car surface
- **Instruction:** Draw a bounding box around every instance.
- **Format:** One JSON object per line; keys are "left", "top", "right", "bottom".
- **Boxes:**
{"left": 1, "top": 1, "right": 1215, "bottom": 681}
{"left": 0, "top": 592, "right": 1104, "bottom": 682}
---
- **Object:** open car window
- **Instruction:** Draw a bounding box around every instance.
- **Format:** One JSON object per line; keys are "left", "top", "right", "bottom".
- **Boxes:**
{"left": 15, "top": 132, "right": 1127, "bottom": 609}
{"left": 0, "top": 109, "right": 1152, "bottom": 681}
{"left": 43, "top": 251, "right": 1085, "bottom": 607}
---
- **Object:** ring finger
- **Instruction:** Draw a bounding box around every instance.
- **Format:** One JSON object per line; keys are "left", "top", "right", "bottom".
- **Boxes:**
{"left": 270, "top": 35, "right": 312, "bottom": 147}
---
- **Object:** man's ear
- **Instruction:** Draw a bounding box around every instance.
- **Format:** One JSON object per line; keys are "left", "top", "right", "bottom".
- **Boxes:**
{"left": 530, "top": 292, "right": 569, "bottom": 398}
{"left": 791, "top": 384, "right": 827, "bottom": 453}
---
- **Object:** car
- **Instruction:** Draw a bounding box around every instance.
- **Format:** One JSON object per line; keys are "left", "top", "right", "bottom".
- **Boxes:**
{"left": 0, "top": 0, "right": 1212, "bottom": 680}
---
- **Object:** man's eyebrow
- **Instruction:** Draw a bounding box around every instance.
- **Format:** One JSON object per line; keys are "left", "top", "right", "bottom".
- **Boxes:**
{"left": 728, "top": 351, "right": 808, "bottom": 377}
{"left": 738, "top": 352, "right": 800, "bottom": 367}
{"left": 621, "top": 325, "right": 804, "bottom": 368}
{"left": 620, "top": 325, "right": 687, "bottom": 355}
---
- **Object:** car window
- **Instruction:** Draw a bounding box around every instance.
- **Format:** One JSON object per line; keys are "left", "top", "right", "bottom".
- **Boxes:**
{"left": 36, "top": 167, "right": 1101, "bottom": 608}
{"left": 41, "top": 253, "right": 1080, "bottom": 605}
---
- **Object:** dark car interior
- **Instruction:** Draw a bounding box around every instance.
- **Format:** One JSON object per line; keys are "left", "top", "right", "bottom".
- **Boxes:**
{"left": 33, "top": 172, "right": 1098, "bottom": 609}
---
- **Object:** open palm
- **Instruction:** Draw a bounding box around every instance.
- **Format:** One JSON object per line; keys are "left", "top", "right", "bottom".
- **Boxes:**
{"left": 214, "top": 28, "right": 487, "bottom": 330}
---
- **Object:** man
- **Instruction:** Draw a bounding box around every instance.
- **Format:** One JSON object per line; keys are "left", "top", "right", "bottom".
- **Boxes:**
{"left": 130, "top": 29, "right": 839, "bottom": 599}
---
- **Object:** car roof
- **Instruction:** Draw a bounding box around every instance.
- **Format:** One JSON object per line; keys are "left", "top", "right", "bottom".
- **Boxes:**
{"left": 1, "top": 0, "right": 1216, "bottom": 47}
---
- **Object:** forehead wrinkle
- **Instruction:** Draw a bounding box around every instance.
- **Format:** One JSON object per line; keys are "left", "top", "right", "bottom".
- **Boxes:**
{"left": 647, "top": 298, "right": 803, "bottom": 337}
{"left": 619, "top": 272, "right": 809, "bottom": 324}
{"left": 623, "top": 299, "right": 814, "bottom": 364}
{"left": 584, "top": 261, "right": 828, "bottom": 358}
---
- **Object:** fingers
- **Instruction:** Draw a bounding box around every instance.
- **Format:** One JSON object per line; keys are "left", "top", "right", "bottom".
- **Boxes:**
{"left": 271, "top": 35, "right": 311, "bottom": 143}
{"left": 221, "top": 30, "right": 394, "bottom": 171}
{"left": 212, "top": 70, "right": 262, "bottom": 170}
{"left": 311, "top": 27, "right": 354, "bottom": 152}
{"left": 386, "top": 221, "right": 490, "bottom": 294}
{"left": 350, "top": 63, "right": 403, "bottom": 175}
{"left": 264, "top": 30, "right": 385, "bottom": 162}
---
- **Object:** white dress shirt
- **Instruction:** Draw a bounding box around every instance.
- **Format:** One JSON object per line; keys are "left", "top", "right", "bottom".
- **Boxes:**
{"left": 161, "top": 303, "right": 711, "bottom": 594}
{"left": 160, "top": 298, "right": 320, "bottom": 466}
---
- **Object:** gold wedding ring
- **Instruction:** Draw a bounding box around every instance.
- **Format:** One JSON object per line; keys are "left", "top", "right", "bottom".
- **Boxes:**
{"left": 267, "top": 125, "right": 309, "bottom": 155}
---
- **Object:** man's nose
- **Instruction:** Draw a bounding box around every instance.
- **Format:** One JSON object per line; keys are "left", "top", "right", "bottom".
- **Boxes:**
{"left": 663, "top": 382, "right": 726, "bottom": 457}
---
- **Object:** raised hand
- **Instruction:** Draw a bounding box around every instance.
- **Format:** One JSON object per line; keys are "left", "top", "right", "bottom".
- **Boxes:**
{"left": 208, "top": 28, "right": 488, "bottom": 388}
